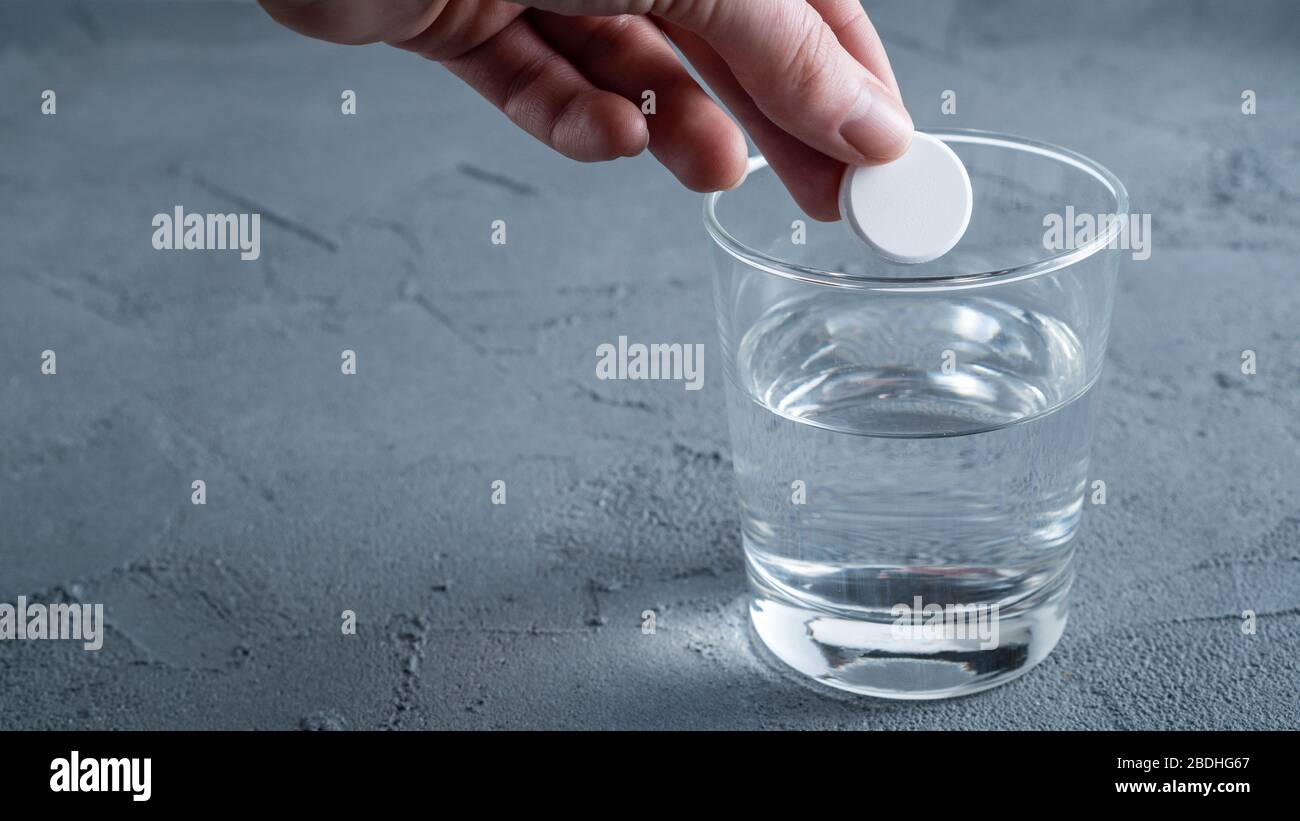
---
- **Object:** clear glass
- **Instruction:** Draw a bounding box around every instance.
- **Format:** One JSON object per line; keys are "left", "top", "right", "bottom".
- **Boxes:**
{"left": 706, "top": 130, "right": 1127, "bottom": 699}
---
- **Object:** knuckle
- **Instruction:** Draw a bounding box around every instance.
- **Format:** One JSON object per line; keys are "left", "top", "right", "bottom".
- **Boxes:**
{"left": 502, "top": 52, "right": 566, "bottom": 126}
{"left": 578, "top": 15, "right": 639, "bottom": 70}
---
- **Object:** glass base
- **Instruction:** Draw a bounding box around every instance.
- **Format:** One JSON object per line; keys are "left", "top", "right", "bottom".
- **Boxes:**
{"left": 748, "top": 564, "right": 1072, "bottom": 700}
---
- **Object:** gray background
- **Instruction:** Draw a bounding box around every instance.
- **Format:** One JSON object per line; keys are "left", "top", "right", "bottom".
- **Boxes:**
{"left": 1, "top": 0, "right": 1297, "bottom": 729}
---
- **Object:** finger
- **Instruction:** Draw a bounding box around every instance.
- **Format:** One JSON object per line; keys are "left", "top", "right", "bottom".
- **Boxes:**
{"left": 529, "top": 11, "right": 747, "bottom": 191}
{"left": 807, "top": 0, "right": 902, "bottom": 100}
{"left": 653, "top": 0, "right": 913, "bottom": 165}
{"left": 441, "top": 17, "right": 649, "bottom": 162}
{"left": 659, "top": 19, "right": 843, "bottom": 221}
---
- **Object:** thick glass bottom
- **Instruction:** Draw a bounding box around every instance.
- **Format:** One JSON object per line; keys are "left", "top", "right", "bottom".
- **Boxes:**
{"left": 747, "top": 553, "right": 1072, "bottom": 700}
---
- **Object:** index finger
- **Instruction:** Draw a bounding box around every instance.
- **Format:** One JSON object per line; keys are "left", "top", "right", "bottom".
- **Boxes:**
{"left": 808, "top": 0, "right": 902, "bottom": 100}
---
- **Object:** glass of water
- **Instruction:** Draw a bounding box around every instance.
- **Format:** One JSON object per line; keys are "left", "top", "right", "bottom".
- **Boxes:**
{"left": 706, "top": 130, "right": 1128, "bottom": 699}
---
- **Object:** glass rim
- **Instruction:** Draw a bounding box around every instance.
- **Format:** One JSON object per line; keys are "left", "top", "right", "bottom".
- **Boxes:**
{"left": 702, "top": 128, "right": 1130, "bottom": 292}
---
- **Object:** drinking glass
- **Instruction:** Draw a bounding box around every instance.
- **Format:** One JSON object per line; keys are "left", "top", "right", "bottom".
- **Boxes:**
{"left": 705, "top": 129, "right": 1128, "bottom": 698}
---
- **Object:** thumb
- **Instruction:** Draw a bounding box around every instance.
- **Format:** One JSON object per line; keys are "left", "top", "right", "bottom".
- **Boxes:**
{"left": 524, "top": 0, "right": 913, "bottom": 164}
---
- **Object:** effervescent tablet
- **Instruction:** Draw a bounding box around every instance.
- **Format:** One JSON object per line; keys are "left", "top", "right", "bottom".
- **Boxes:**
{"left": 839, "top": 132, "right": 972, "bottom": 264}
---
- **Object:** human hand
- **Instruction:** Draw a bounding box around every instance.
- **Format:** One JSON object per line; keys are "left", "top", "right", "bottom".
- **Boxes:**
{"left": 259, "top": 0, "right": 913, "bottom": 220}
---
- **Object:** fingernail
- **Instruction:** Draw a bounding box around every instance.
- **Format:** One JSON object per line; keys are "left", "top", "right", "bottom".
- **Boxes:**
{"left": 840, "top": 86, "right": 914, "bottom": 163}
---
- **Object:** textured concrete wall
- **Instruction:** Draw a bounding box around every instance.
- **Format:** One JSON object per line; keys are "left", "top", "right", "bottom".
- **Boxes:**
{"left": 0, "top": 0, "right": 1296, "bottom": 729}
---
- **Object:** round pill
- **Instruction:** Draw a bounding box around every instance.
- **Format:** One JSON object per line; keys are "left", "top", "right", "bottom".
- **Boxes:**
{"left": 839, "top": 131, "right": 972, "bottom": 264}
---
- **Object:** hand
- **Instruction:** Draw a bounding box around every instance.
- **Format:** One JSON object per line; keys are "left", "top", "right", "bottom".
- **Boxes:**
{"left": 259, "top": 0, "right": 913, "bottom": 220}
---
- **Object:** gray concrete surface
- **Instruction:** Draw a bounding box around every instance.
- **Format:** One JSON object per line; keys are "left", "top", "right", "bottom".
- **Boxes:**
{"left": 0, "top": 0, "right": 1297, "bottom": 729}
